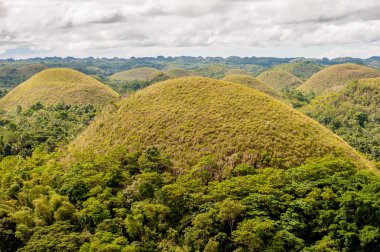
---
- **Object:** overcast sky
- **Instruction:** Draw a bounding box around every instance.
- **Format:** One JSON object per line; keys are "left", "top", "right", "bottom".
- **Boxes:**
{"left": 1, "top": 0, "right": 380, "bottom": 59}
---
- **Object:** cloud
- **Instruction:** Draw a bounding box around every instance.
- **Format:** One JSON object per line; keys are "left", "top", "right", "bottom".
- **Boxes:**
{"left": 0, "top": 0, "right": 380, "bottom": 58}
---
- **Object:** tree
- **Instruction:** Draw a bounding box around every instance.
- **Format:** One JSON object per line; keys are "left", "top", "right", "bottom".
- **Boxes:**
{"left": 216, "top": 198, "right": 245, "bottom": 234}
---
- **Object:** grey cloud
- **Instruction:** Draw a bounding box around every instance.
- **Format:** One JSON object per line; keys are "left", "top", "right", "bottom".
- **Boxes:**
{"left": 0, "top": 3, "right": 7, "bottom": 18}
{"left": 1, "top": 0, "right": 380, "bottom": 58}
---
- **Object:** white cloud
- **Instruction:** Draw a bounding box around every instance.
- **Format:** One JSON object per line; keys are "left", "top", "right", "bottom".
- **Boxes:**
{"left": 0, "top": 0, "right": 380, "bottom": 58}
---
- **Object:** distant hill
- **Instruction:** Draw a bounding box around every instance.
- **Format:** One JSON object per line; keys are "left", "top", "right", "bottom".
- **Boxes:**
{"left": 223, "top": 75, "right": 283, "bottom": 99}
{"left": 257, "top": 70, "right": 303, "bottom": 90}
{"left": 298, "top": 63, "right": 380, "bottom": 95}
{"left": 270, "top": 61, "right": 324, "bottom": 80}
{"left": 301, "top": 78, "right": 380, "bottom": 161}
{"left": 164, "top": 68, "right": 198, "bottom": 78}
{"left": 110, "top": 67, "right": 164, "bottom": 81}
{"left": 192, "top": 65, "right": 228, "bottom": 78}
{"left": 225, "top": 69, "right": 252, "bottom": 76}
{"left": 69, "top": 77, "right": 372, "bottom": 170}
{"left": 0, "top": 68, "right": 119, "bottom": 110}
{"left": 0, "top": 63, "right": 47, "bottom": 89}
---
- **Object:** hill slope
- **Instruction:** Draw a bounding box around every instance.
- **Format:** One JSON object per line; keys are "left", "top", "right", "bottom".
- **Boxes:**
{"left": 0, "top": 68, "right": 119, "bottom": 110}
{"left": 257, "top": 70, "right": 303, "bottom": 90}
{"left": 110, "top": 67, "right": 163, "bottom": 81}
{"left": 298, "top": 63, "right": 380, "bottom": 95}
{"left": 301, "top": 78, "right": 380, "bottom": 161}
{"left": 223, "top": 75, "right": 283, "bottom": 99}
{"left": 164, "top": 68, "right": 197, "bottom": 78}
{"left": 69, "top": 77, "right": 372, "bottom": 170}
{"left": 270, "top": 61, "right": 324, "bottom": 80}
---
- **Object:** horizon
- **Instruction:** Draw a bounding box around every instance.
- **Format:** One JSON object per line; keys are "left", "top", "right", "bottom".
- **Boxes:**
{"left": 1, "top": 55, "right": 380, "bottom": 61}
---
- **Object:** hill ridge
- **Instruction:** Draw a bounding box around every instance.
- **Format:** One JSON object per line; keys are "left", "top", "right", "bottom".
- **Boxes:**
{"left": 68, "top": 76, "right": 374, "bottom": 171}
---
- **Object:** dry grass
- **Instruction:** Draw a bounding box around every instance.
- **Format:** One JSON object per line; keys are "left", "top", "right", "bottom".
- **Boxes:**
{"left": 257, "top": 70, "right": 303, "bottom": 90}
{"left": 298, "top": 63, "right": 380, "bottom": 95}
{"left": 225, "top": 69, "right": 252, "bottom": 76}
{"left": 164, "top": 68, "right": 198, "bottom": 78}
{"left": 68, "top": 77, "right": 373, "bottom": 171}
{"left": 110, "top": 67, "right": 162, "bottom": 81}
{"left": 270, "top": 61, "right": 324, "bottom": 81}
{"left": 0, "top": 68, "right": 119, "bottom": 110}
{"left": 223, "top": 75, "right": 283, "bottom": 100}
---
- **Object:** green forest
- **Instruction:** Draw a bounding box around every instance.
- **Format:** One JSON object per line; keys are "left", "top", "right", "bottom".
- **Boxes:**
{"left": 0, "top": 57, "right": 379, "bottom": 252}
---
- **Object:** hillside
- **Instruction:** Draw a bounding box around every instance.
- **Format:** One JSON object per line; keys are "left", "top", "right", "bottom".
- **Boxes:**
{"left": 301, "top": 78, "right": 380, "bottom": 161}
{"left": 110, "top": 67, "right": 163, "bottom": 81}
{"left": 0, "top": 63, "right": 47, "bottom": 89}
{"left": 223, "top": 74, "right": 283, "bottom": 99}
{"left": 69, "top": 77, "right": 372, "bottom": 170}
{"left": 257, "top": 70, "right": 303, "bottom": 90}
{"left": 225, "top": 69, "right": 252, "bottom": 76}
{"left": 164, "top": 68, "right": 197, "bottom": 78}
{"left": 0, "top": 68, "right": 119, "bottom": 110}
{"left": 298, "top": 63, "right": 380, "bottom": 95}
{"left": 270, "top": 61, "right": 324, "bottom": 80}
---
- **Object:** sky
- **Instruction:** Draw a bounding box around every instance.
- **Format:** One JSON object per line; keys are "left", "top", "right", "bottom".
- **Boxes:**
{"left": 0, "top": 0, "right": 380, "bottom": 59}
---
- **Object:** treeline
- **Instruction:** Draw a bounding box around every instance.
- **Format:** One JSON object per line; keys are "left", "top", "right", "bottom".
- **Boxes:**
{"left": 0, "top": 146, "right": 380, "bottom": 251}
{"left": 0, "top": 103, "right": 96, "bottom": 157}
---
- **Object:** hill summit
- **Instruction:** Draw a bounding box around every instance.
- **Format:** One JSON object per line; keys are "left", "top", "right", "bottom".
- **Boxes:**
{"left": 257, "top": 70, "right": 303, "bottom": 90}
{"left": 0, "top": 68, "right": 119, "bottom": 110}
{"left": 69, "top": 77, "right": 372, "bottom": 170}
{"left": 298, "top": 63, "right": 380, "bottom": 95}
{"left": 110, "top": 67, "right": 163, "bottom": 81}
{"left": 223, "top": 75, "right": 283, "bottom": 99}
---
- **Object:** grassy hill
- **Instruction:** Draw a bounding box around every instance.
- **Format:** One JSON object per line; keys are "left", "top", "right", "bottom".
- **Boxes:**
{"left": 301, "top": 78, "right": 380, "bottom": 161}
{"left": 257, "top": 70, "right": 303, "bottom": 90}
{"left": 110, "top": 67, "right": 163, "bottom": 81}
{"left": 223, "top": 75, "right": 283, "bottom": 99}
{"left": 69, "top": 77, "right": 373, "bottom": 171}
{"left": 164, "top": 68, "right": 197, "bottom": 78}
{"left": 0, "top": 63, "right": 47, "bottom": 89}
{"left": 298, "top": 63, "right": 380, "bottom": 95}
{"left": 225, "top": 69, "right": 252, "bottom": 76}
{"left": 270, "top": 61, "right": 324, "bottom": 80}
{"left": 0, "top": 68, "right": 119, "bottom": 110}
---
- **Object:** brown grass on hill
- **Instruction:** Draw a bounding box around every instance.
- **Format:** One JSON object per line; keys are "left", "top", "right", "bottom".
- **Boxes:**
{"left": 68, "top": 77, "right": 374, "bottom": 171}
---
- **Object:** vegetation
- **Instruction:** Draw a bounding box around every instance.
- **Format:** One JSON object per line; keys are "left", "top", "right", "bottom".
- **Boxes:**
{"left": 223, "top": 74, "right": 283, "bottom": 100}
{"left": 0, "top": 59, "right": 379, "bottom": 251}
{"left": 0, "top": 102, "right": 96, "bottom": 157}
{"left": 225, "top": 69, "right": 252, "bottom": 76}
{"left": 298, "top": 63, "right": 380, "bottom": 95}
{"left": 270, "top": 61, "right": 324, "bottom": 81}
{"left": 192, "top": 65, "right": 229, "bottom": 78}
{"left": 69, "top": 77, "right": 373, "bottom": 171}
{"left": 257, "top": 70, "right": 303, "bottom": 90}
{"left": 301, "top": 78, "right": 380, "bottom": 161}
{"left": 0, "top": 68, "right": 119, "bottom": 111}
{"left": 110, "top": 67, "right": 165, "bottom": 82}
{"left": 0, "top": 146, "right": 379, "bottom": 251}
{"left": 282, "top": 87, "right": 315, "bottom": 108}
{"left": 164, "top": 68, "right": 198, "bottom": 78}
{"left": 0, "top": 63, "right": 47, "bottom": 89}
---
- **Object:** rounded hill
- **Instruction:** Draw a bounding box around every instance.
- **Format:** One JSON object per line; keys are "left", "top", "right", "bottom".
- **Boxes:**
{"left": 301, "top": 77, "right": 380, "bottom": 161}
{"left": 164, "top": 68, "right": 197, "bottom": 78}
{"left": 270, "top": 61, "right": 324, "bottom": 80}
{"left": 0, "top": 68, "right": 119, "bottom": 110}
{"left": 223, "top": 75, "right": 283, "bottom": 99}
{"left": 110, "top": 67, "right": 163, "bottom": 81}
{"left": 298, "top": 63, "right": 380, "bottom": 95}
{"left": 257, "top": 70, "right": 303, "bottom": 90}
{"left": 69, "top": 77, "right": 372, "bottom": 170}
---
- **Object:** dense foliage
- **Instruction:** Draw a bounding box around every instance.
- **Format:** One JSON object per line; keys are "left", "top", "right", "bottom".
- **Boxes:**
{"left": 0, "top": 147, "right": 379, "bottom": 251}
{"left": 0, "top": 103, "right": 96, "bottom": 157}
{"left": 302, "top": 79, "right": 380, "bottom": 161}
